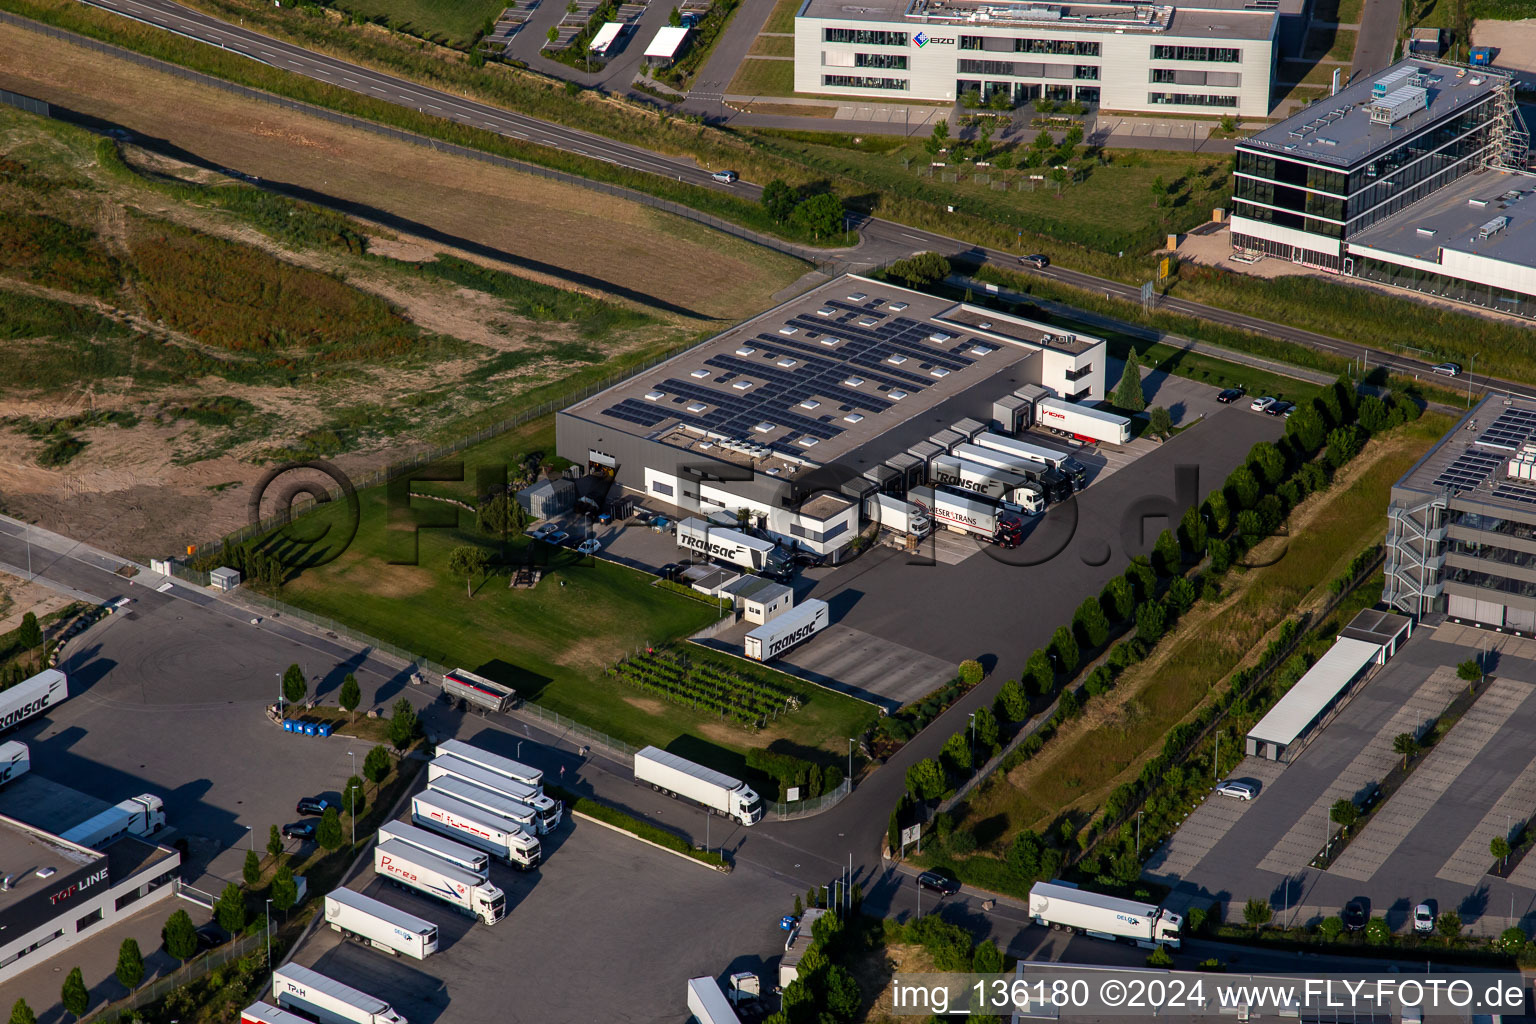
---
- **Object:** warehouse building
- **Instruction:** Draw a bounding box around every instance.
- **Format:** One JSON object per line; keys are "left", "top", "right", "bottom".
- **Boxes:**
{"left": 793, "top": 0, "right": 1283, "bottom": 116}
{"left": 1385, "top": 395, "right": 1536, "bottom": 629}
{"left": 1231, "top": 58, "right": 1534, "bottom": 317}
{"left": 556, "top": 275, "right": 1108, "bottom": 560}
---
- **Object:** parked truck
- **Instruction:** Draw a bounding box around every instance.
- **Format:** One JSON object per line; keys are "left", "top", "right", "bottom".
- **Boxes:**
{"left": 686, "top": 977, "right": 742, "bottom": 1024}
{"left": 60, "top": 793, "right": 165, "bottom": 849}
{"left": 272, "top": 963, "right": 407, "bottom": 1024}
{"left": 373, "top": 839, "right": 505, "bottom": 925}
{"left": 676, "top": 518, "right": 792, "bottom": 579}
{"left": 427, "top": 775, "right": 542, "bottom": 841}
{"left": 0, "top": 669, "right": 67, "bottom": 733}
{"left": 242, "top": 1003, "right": 313, "bottom": 1024}
{"left": 908, "top": 487, "right": 1023, "bottom": 548}
{"left": 377, "top": 820, "right": 488, "bottom": 876}
{"left": 323, "top": 888, "right": 439, "bottom": 960}
{"left": 1028, "top": 881, "right": 1182, "bottom": 948}
{"left": 864, "top": 493, "right": 932, "bottom": 539}
{"left": 950, "top": 443, "right": 1070, "bottom": 504}
{"left": 971, "top": 433, "right": 1088, "bottom": 491}
{"left": 441, "top": 669, "right": 516, "bottom": 714}
{"left": 743, "top": 598, "right": 828, "bottom": 662}
{"left": 428, "top": 756, "right": 560, "bottom": 835}
{"left": 411, "top": 790, "right": 541, "bottom": 869}
{"left": 634, "top": 746, "right": 763, "bottom": 826}
{"left": 434, "top": 740, "right": 561, "bottom": 830}
{"left": 1037, "top": 397, "right": 1132, "bottom": 445}
{"left": 929, "top": 453, "right": 1046, "bottom": 511}
{"left": 0, "top": 740, "right": 28, "bottom": 788}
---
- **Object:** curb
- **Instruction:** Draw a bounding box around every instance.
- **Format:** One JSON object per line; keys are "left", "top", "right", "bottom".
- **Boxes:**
{"left": 569, "top": 809, "right": 729, "bottom": 873}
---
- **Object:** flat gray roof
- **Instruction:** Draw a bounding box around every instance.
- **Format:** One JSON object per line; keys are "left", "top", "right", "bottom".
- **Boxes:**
{"left": 563, "top": 275, "right": 1100, "bottom": 470}
{"left": 800, "top": 0, "right": 1290, "bottom": 31}
{"left": 1350, "top": 168, "right": 1536, "bottom": 271}
{"left": 1391, "top": 394, "right": 1536, "bottom": 518}
{"left": 0, "top": 774, "right": 110, "bottom": 836}
{"left": 1247, "top": 636, "right": 1381, "bottom": 747}
{"left": 1339, "top": 608, "right": 1413, "bottom": 647}
{"left": 1241, "top": 59, "right": 1509, "bottom": 168}
{"left": 0, "top": 816, "right": 101, "bottom": 917}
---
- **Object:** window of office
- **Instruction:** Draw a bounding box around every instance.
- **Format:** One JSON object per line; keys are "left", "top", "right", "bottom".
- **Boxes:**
{"left": 1075, "top": 86, "right": 1098, "bottom": 103}
{"left": 823, "top": 74, "right": 909, "bottom": 90}
{"left": 958, "top": 58, "right": 1015, "bottom": 75}
{"left": 1013, "top": 38, "right": 1099, "bottom": 55}
{"left": 650, "top": 480, "right": 674, "bottom": 496}
{"left": 77, "top": 908, "right": 104, "bottom": 932}
{"left": 1074, "top": 64, "right": 1098, "bottom": 79}
{"left": 1148, "top": 91, "right": 1237, "bottom": 108}
{"left": 856, "top": 52, "right": 908, "bottom": 69}
{"left": 823, "top": 27, "right": 907, "bottom": 45}
{"left": 1150, "top": 44, "right": 1240, "bottom": 62}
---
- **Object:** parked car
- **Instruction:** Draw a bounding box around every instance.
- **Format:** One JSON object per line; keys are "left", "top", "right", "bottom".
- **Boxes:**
{"left": 1266, "top": 400, "right": 1295, "bottom": 417}
{"left": 528, "top": 523, "right": 558, "bottom": 541}
{"left": 577, "top": 538, "right": 601, "bottom": 555}
{"left": 196, "top": 924, "right": 227, "bottom": 952}
{"left": 1342, "top": 899, "right": 1368, "bottom": 931}
{"left": 1250, "top": 396, "right": 1276, "bottom": 412}
{"left": 1413, "top": 903, "right": 1436, "bottom": 933}
{"left": 916, "top": 871, "right": 960, "bottom": 896}
{"left": 656, "top": 562, "right": 684, "bottom": 581}
{"left": 1019, "top": 253, "right": 1050, "bottom": 269}
{"left": 710, "top": 169, "right": 739, "bottom": 184}
{"left": 1432, "top": 362, "right": 1462, "bottom": 376}
{"left": 283, "top": 820, "right": 317, "bottom": 840}
{"left": 543, "top": 530, "right": 569, "bottom": 546}
{"left": 1215, "top": 779, "right": 1257, "bottom": 800}
{"left": 1216, "top": 387, "right": 1245, "bottom": 404}
{"left": 295, "top": 796, "right": 330, "bottom": 817}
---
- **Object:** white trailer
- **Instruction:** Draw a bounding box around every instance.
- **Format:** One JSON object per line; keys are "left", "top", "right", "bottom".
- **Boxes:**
{"left": 676, "top": 518, "right": 791, "bottom": 577}
{"left": 242, "top": 1002, "right": 313, "bottom": 1024}
{"left": 272, "top": 963, "right": 407, "bottom": 1024}
{"left": 687, "top": 977, "right": 742, "bottom": 1024}
{"left": 441, "top": 669, "right": 516, "bottom": 714}
{"left": 323, "top": 888, "right": 439, "bottom": 960}
{"left": 434, "top": 739, "right": 560, "bottom": 829}
{"left": 929, "top": 454, "right": 1043, "bottom": 510}
{"left": 973, "top": 432, "right": 1088, "bottom": 490}
{"left": 427, "top": 775, "right": 541, "bottom": 838}
{"left": 0, "top": 669, "right": 67, "bottom": 733}
{"left": 60, "top": 794, "right": 165, "bottom": 849}
{"left": 377, "top": 820, "right": 489, "bottom": 876}
{"left": 1028, "top": 881, "right": 1182, "bottom": 948}
{"left": 0, "top": 740, "right": 28, "bottom": 787}
{"left": 373, "top": 839, "right": 505, "bottom": 925}
{"left": 864, "top": 493, "right": 932, "bottom": 538}
{"left": 1037, "top": 397, "right": 1132, "bottom": 445}
{"left": 634, "top": 746, "right": 762, "bottom": 826}
{"left": 428, "top": 755, "right": 560, "bottom": 834}
{"left": 743, "top": 598, "right": 828, "bottom": 662}
{"left": 950, "top": 443, "right": 1071, "bottom": 504}
{"left": 908, "top": 487, "right": 1023, "bottom": 546}
{"left": 411, "top": 790, "right": 541, "bottom": 869}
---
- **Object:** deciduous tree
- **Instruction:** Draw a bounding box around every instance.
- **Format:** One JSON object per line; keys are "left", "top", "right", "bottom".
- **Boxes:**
{"left": 61, "top": 969, "right": 88, "bottom": 1021}
{"left": 115, "top": 938, "right": 145, "bottom": 989}
{"left": 162, "top": 908, "right": 198, "bottom": 962}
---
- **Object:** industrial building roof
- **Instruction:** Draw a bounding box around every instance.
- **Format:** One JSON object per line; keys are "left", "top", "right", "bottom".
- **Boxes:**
{"left": 1241, "top": 59, "right": 1509, "bottom": 168}
{"left": 1338, "top": 608, "right": 1413, "bottom": 648}
{"left": 644, "top": 25, "right": 689, "bottom": 58}
{"left": 1246, "top": 637, "right": 1382, "bottom": 749}
{"left": 799, "top": 0, "right": 1286, "bottom": 34}
{"left": 0, "top": 774, "right": 110, "bottom": 836}
{"left": 1391, "top": 394, "right": 1536, "bottom": 517}
{"left": 1349, "top": 168, "right": 1536, "bottom": 272}
{"left": 562, "top": 275, "right": 1100, "bottom": 470}
{"left": 720, "top": 574, "right": 792, "bottom": 604}
{"left": 0, "top": 814, "right": 100, "bottom": 916}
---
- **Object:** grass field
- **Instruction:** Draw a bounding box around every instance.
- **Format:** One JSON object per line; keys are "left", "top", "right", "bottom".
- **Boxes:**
{"left": 761, "top": 0, "right": 802, "bottom": 34}
{"left": 332, "top": 0, "right": 505, "bottom": 47}
{"left": 747, "top": 34, "right": 794, "bottom": 56}
{"left": 727, "top": 57, "right": 796, "bottom": 96}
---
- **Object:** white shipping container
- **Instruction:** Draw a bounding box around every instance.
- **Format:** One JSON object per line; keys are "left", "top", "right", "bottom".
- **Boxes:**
{"left": 634, "top": 746, "right": 762, "bottom": 825}
{"left": 743, "top": 599, "right": 828, "bottom": 662}
{"left": 376, "top": 820, "right": 488, "bottom": 876}
{"left": 0, "top": 669, "right": 67, "bottom": 733}
{"left": 427, "top": 776, "right": 539, "bottom": 834}
{"left": 686, "top": 977, "right": 742, "bottom": 1024}
{"left": 242, "top": 1002, "right": 312, "bottom": 1024}
{"left": 0, "top": 740, "right": 29, "bottom": 787}
{"left": 324, "top": 888, "right": 439, "bottom": 959}
{"left": 435, "top": 738, "right": 542, "bottom": 787}
{"left": 271, "top": 963, "right": 408, "bottom": 1024}
{"left": 1036, "top": 397, "right": 1131, "bottom": 445}
{"left": 60, "top": 794, "right": 165, "bottom": 849}
{"left": 1028, "top": 881, "right": 1182, "bottom": 948}
{"left": 864, "top": 493, "right": 932, "bottom": 538}
{"left": 411, "top": 790, "right": 540, "bottom": 868}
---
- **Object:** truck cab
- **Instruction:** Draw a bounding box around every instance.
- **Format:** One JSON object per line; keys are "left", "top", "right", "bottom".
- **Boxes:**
{"left": 1156, "top": 909, "right": 1183, "bottom": 945}
{"left": 735, "top": 785, "right": 764, "bottom": 825}
{"left": 1001, "top": 483, "right": 1045, "bottom": 517}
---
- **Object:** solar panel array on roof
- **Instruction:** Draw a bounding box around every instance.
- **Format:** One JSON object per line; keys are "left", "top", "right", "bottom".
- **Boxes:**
{"left": 1475, "top": 407, "right": 1536, "bottom": 450}
{"left": 1428, "top": 407, "right": 1536, "bottom": 492}
{"left": 1491, "top": 482, "right": 1536, "bottom": 507}
{"left": 1433, "top": 450, "right": 1504, "bottom": 492}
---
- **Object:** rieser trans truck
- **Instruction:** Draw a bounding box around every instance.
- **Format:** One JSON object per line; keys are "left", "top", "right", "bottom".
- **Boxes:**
{"left": 271, "top": 963, "right": 408, "bottom": 1024}
{"left": 377, "top": 819, "right": 489, "bottom": 876}
{"left": 434, "top": 739, "right": 562, "bottom": 831}
{"left": 973, "top": 432, "right": 1088, "bottom": 491}
{"left": 743, "top": 599, "right": 829, "bottom": 662}
{"left": 411, "top": 790, "right": 541, "bottom": 868}
{"left": 908, "top": 487, "right": 1023, "bottom": 547}
{"left": 1028, "top": 881, "right": 1182, "bottom": 948}
{"left": 675, "top": 518, "right": 793, "bottom": 580}
{"left": 634, "top": 746, "right": 763, "bottom": 826}
{"left": 0, "top": 669, "right": 67, "bottom": 734}
{"left": 323, "top": 887, "right": 438, "bottom": 960}
{"left": 373, "top": 839, "right": 505, "bottom": 925}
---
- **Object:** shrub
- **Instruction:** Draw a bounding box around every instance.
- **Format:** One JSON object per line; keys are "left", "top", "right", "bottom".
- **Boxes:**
{"left": 950, "top": 829, "right": 978, "bottom": 855}
{"left": 996, "top": 680, "right": 1029, "bottom": 722}
{"left": 1083, "top": 665, "right": 1113, "bottom": 697}
{"left": 905, "top": 758, "right": 946, "bottom": 800}
{"left": 958, "top": 659, "right": 984, "bottom": 685}
{"left": 1050, "top": 625, "right": 1080, "bottom": 675}
{"left": 1135, "top": 601, "right": 1167, "bottom": 643}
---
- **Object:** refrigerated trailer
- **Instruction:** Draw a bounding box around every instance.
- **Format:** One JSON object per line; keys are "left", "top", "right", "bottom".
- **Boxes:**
{"left": 634, "top": 746, "right": 763, "bottom": 825}
{"left": 373, "top": 839, "right": 505, "bottom": 925}
{"left": 686, "top": 977, "right": 742, "bottom": 1024}
{"left": 676, "top": 518, "right": 792, "bottom": 578}
{"left": 242, "top": 1003, "right": 313, "bottom": 1024}
{"left": 0, "top": 669, "right": 67, "bottom": 733}
{"left": 1037, "top": 398, "right": 1132, "bottom": 445}
{"left": 60, "top": 794, "right": 165, "bottom": 849}
{"left": 863, "top": 493, "right": 931, "bottom": 538}
{"left": 0, "top": 740, "right": 28, "bottom": 787}
{"left": 433, "top": 740, "right": 560, "bottom": 829}
{"left": 1028, "top": 881, "right": 1182, "bottom": 948}
{"left": 323, "top": 888, "right": 439, "bottom": 960}
{"left": 411, "top": 790, "right": 541, "bottom": 868}
{"left": 908, "top": 487, "right": 1023, "bottom": 547}
{"left": 427, "top": 775, "right": 541, "bottom": 838}
{"left": 377, "top": 820, "right": 488, "bottom": 875}
{"left": 441, "top": 669, "right": 516, "bottom": 714}
{"left": 973, "top": 432, "right": 1088, "bottom": 490}
{"left": 743, "top": 598, "right": 828, "bottom": 662}
{"left": 428, "top": 755, "right": 561, "bottom": 834}
{"left": 271, "top": 963, "right": 408, "bottom": 1024}
{"left": 929, "top": 454, "right": 1045, "bottom": 511}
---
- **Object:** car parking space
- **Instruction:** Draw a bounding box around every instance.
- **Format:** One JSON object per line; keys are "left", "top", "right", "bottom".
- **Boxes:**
{"left": 1143, "top": 757, "right": 1285, "bottom": 889}
{"left": 1436, "top": 749, "right": 1536, "bottom": 884}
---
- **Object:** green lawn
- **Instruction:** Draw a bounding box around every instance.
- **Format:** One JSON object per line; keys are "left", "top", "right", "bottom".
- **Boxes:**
{"left": 761, "top": 0, "right": 803, "bottom": 33}
{"left": 251, "top": 483, "right": 878, "bottom": 781}
{"left": 332, "top": 0, "right": 507, "bottom": 48}
{"left": 748, "top": 34, "right": 795, "bottom": 56}
{"left": 727, "top": 57, "right": 796, "bottom": 96}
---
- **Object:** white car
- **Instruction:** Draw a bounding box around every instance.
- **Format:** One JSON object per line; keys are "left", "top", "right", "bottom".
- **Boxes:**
{"left": 1250, "top": 396, "right": 1276, "bottom": 412}
{"left": 576, "top": 539, "right": 601, "bottom": 555}
{"left": 1432, "top": 362, "right": 1462, "bottom": 377}
{"left": 1215, "top": 780, "right": 1256, "bottom": 800}
{"left": 529, "top": 523, "right": 558, "bottom": 541}
{"left": 1413, "top": 903, "right": 1435, "bottom": 933}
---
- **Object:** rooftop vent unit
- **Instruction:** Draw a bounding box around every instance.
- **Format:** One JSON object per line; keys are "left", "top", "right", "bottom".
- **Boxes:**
{"left": 1416, "top": 227, "right": 1437, "bottom": 237}
{"left": 1478, "top": 215, "right": 1510, "bottom": 239}
{"left": 0, "top": 875, "right": 13, "bottom": 891}
{"left": 1469, "top": 196, "right": 1490, "bottom": 207}
{"left": 1371, "top": 65, "right": 1418, "bottom": 98}
{"left": 1369, "top": 85, "right": 1427, "bottom": 126}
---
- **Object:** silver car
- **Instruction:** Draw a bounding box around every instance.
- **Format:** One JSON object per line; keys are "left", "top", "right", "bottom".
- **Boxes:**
{"left": 1215, "top": 780, "right": 1256, "bottom": 800}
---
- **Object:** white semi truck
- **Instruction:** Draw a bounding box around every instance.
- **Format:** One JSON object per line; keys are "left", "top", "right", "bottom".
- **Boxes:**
{"left": 426, "top": 775, "right": 542, "bottom": 841}
{"left": 743, "top": 598, "right": 828, "bottom": 662}
{"left": 973, "top": 432, "right": 1088, "bottom": 490}
{"left": 373, "top": 839, "right": 505, "bottom": 925}
{"left": 634, "top": 746, "right": 763, "bottom": 826}
{"left": 242, "top": 1002, "right": 313, "bottom": 1024}
{"left": 377, "top": 820, "right": 488, "bottom": 875}
{"left": 323, "top": 888, "right": 439, "bottom": 960}
{"left": 411, "top": 790, "right": 541, "bottom": 869}
{"left": 863, "top": 493, "right": 932, "bottom": 539}
{"left": 60, "top": 794, "right": 166, "bottom": 849}
{"left": 0, "top": 740, "right": 28, "bottom": 787}
{"left": 686, "top": 977, "right": 742, "bottom": 1024}
{"left": 951, "top": 442, "right": 1072, "bottom": 503}
{"left": 1028, "top": 881, "right": 1182, "bottom": 948}
{"left": 0, "top": 669, "right": 67, "bottom": 733}
{"left": 272, "top": 963, "right": 407, "bottom": 1024}
{"left": 929, "top": 454, "right": 1045, "bottom": 511}
{"left": 441, "top": 669, "right": 516, "bottom": 714}
{"left": 433, "top": 741, "right": 561, "bottom": 831}
{"left": 1037, "top": 397, "right": 1132, "bottom": 445}
{"left": 675, "top": 518, "right": 792, "bottom": 579}
{"left": 908, "top": 487, "right": 1023, "bottom": 548}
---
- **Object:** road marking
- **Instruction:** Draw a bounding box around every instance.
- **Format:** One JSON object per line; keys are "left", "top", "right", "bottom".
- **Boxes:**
{"left": 901, "top": 233, "right": 925, "bottom": 241}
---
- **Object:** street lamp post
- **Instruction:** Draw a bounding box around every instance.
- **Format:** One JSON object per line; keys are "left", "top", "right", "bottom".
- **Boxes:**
{"left": 246, "top": 825, "right": 254, "bottom": 852}
{"left": 265, "top": 898, "right": 273, "bottom": 968}
{"left": 1469, "top": 353, "right": 1480, "bottom": 408}
{"left": 847, "top": 738, "right": 853, "bottom": 789}
{"left": 1136, "top": 810, "right": 1143, "bottom": 858}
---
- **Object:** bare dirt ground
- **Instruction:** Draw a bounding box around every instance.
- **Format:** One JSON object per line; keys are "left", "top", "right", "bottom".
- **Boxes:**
{"left": 1472, "top": 20, "right": 1536, "bottom": 77}
{"left": 0, "top": 573, "right": 74, "bottom": 634}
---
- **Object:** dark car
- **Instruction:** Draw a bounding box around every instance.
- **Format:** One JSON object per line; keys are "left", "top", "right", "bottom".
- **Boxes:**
{"left": 1019, "top": 254, "right": 1050, "bottom": 269}
{"left": 283, "top": 820, "right": 317, "bottom": 840}
{"left": 1216, "top": 387, "right": 1245, "bottom": 404}
{"left": 1342, "top": 899, "right": 1368, "bottom": 931}
{"left": 656, "top": 563, "right": 684, "bottom": 581}
{"left": 1265, "top": 400, "right": 1295, "bottom": 416}
{"left": 917, "top": 871, "right": 960, "bottom": 896}
{"left": 295, "top": 796, "right": 330, "bottom": 817}
{"left": 196, "top": 924, "right": 228, "bottom": 952}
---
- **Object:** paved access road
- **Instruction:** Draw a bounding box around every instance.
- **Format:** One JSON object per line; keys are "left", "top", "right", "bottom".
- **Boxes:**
{"left": 61, "top": 0, "right": 1536, "bottom": 406}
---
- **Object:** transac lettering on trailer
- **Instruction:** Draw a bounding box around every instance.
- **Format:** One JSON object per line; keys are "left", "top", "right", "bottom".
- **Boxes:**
{"left": 677, "top": 532, "right": 748, "bottom": 561}
{"left": 0, "top": 697, "right": 52, "bottom": 729}
{"left": 768, "top": 621, "right": 821, "bottom": 658}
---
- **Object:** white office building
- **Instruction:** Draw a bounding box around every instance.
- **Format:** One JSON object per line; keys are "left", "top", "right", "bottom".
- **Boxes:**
{"left": 793, "top": 0, "right": 1283, "bottom": 116}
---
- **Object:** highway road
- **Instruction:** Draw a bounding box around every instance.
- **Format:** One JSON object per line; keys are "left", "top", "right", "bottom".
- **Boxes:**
{"left": 69, "top": 0, "right": 1536, "bottom": 407}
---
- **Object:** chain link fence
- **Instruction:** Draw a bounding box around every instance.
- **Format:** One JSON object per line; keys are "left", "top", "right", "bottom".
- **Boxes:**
{"left": 82, "top": 933, "right": 266, "bottom": 1024}
{"left": 768, "top": 777, "right": 851, "bottom": 820}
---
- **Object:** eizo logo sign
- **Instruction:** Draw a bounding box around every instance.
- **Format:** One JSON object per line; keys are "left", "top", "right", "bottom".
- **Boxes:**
{"left": 913, "top": 31, "right": 953, "bottom": 45}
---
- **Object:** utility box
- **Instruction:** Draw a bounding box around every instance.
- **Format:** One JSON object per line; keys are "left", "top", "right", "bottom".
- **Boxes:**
{"left": 210, "top": 567, "right": 241, "bottom": 591}
{"left": 518, "top": 478, "right": 575, "bottom": 519}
